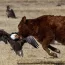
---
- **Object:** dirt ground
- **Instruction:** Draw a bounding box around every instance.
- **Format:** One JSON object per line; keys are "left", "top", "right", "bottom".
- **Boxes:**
{"left": 0, "top": 0, "right": 65, "bottom": 65}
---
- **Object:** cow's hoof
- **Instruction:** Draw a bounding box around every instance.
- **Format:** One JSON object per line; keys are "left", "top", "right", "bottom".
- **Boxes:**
{"left": 53, "top": 53, "right": 58, "bottom": 58}
{"left": 51, "top": 52, "right": 58, "bottom": 58}
{"left": 56, "top": 49, "right": 60, "bottom": 53}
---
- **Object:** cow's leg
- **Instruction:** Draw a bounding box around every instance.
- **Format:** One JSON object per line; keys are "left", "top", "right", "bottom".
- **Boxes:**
{"left": 42, "top": 40, "right": 57, "bottom": 57}
{"left": 48, "top": 45, "right": 60, "bottom": 53}
{"left": 41, "top": 33, "right": 58, "bottom": 57}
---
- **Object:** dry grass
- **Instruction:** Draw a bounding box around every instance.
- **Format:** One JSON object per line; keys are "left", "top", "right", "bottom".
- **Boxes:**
{"left": 0, "top": 0, "right": 65, "bottom": 65}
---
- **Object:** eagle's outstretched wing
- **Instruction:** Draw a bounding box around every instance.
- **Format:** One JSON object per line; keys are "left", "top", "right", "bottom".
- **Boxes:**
{"left": 0, "top": 29, "right": 23, "bottom": 56}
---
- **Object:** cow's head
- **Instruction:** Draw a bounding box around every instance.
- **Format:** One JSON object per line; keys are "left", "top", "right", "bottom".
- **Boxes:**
{"left": 18, "top": 16, "right": 37, "bottom": 36}
{"left": 22, "top": 16, "right": 26, "bottom": 23}
{"left": 18, "top": 16, "right": 26, "bottom": 29}
{"left": 20, "top": 16, "right": 26, "bottom": 24}
{"left": 18, "top": 16, "right": 27, "bottom": 35}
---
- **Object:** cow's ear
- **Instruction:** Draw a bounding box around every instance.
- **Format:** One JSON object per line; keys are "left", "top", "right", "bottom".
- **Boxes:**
{"left": 22, "top": 16, "right": 26, "bottom": 23}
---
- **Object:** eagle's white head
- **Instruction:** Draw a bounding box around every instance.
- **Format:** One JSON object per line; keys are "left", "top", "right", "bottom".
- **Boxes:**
{"left": 10, "top": 33, "right": 19, "bottom": 40}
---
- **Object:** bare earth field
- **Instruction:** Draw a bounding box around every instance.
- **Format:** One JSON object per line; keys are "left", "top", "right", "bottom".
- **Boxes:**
{"left": 0, "top": 0, "right": 65, "bottom": 65}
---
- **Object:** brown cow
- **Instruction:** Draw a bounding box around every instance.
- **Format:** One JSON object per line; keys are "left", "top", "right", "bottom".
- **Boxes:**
{"left": 18, "top": 15, "right": 65, "bottom": 57}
